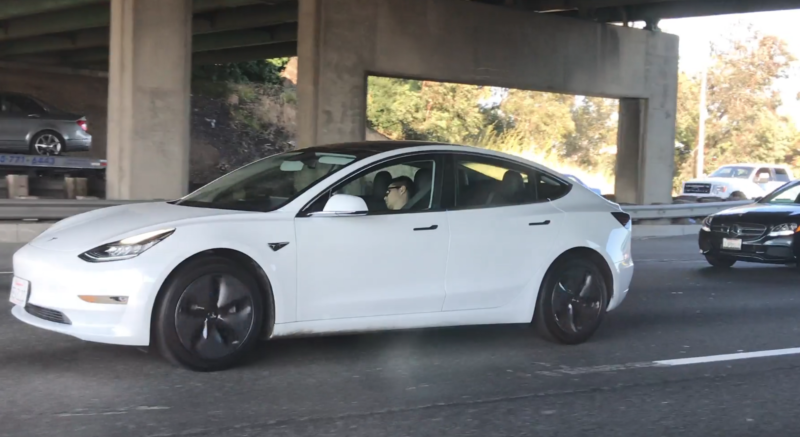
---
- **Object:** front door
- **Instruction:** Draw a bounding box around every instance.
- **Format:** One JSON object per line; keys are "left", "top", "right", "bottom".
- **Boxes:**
{"left": 442, "top": 154, "right": 568, "bottom": 311}
{"left": 294, "top": 153, "right": 449, "bottom": 321}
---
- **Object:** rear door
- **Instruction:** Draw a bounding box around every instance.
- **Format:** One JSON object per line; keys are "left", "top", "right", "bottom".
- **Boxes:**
{"left": 442, "top": 153, "right": 568, "bottom": 311}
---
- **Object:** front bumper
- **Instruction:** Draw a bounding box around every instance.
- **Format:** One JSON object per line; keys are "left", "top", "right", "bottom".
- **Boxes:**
{"left": 9, "top": 242, "right": 163, "bottom": 346}
{"left": 699, "top": 230, "right": 798, "bottom": 264}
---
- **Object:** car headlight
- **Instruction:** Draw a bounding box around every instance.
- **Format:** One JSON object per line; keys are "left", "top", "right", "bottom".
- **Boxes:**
{"left": 79, "top": 228, "right": 175, "bottom": 262}
{"left": 701, "top": 216, "right": 713, "bottom": 232}
{"left": 768, "top": 223, "right": 799, "bottom": 237}
{"left": 712, "top": 185, "right": 727, "bottom": 195}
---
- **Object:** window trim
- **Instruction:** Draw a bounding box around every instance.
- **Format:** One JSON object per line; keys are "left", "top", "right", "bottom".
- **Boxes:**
{"left": 296, "top": 151, "right": 446, "bottom": 218}
{"left": 443, "top": 152, "right": 572, "bottom": 211}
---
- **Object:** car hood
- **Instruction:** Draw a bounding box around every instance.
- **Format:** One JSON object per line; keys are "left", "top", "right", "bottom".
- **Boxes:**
{"left": 713, "top": 203, "right": 800, "bottom": 225}
{"left": 29, "top": 201, "right": 249, "bottom": 252}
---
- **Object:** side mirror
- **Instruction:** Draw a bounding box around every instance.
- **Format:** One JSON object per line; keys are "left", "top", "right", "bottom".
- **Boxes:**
{"left": 310, "top": 194, "right": 368, "bottom": 217}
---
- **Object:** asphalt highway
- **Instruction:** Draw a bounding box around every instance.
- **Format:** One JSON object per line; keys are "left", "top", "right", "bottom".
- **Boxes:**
{"left": 2, "top": 236, "right": 800, "bottom": 437}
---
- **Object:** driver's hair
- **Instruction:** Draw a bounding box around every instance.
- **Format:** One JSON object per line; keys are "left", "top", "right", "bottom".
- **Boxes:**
{"left": 389, "top": 176, "right": 415, "bottom": 197}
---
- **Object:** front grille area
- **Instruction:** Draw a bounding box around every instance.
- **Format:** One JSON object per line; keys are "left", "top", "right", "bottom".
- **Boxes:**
{"left": 711, "top": 222, "right": 768, "bottom": 241}
{"left": 684, "top": 183, "right": 711, "bottom": 194}
{"left": 25, "top": 304, "right": 72, "bottom": 325}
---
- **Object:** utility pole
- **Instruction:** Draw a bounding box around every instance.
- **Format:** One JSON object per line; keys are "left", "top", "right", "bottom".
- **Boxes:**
{"left": 696, "top": 46, "right": 709, "bottom": 179}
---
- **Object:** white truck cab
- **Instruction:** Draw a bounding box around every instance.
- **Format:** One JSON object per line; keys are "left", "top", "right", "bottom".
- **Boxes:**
{"left": 681, "top": 164, "right": 794, "bottom": 200}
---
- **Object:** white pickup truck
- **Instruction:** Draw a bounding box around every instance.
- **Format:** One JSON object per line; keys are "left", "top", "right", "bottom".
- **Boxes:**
{"left": 681, "top": 163, "right": 794, "bottom": 200}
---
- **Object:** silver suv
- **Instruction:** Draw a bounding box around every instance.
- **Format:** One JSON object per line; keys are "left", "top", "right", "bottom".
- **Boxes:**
{"left": 0, "top": 93, "right": 92, "bottom": 156}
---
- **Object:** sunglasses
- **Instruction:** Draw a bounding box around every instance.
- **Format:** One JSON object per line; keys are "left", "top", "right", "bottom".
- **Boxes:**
{"left": 385, "top": 186, "right": 401, "bottom": 195}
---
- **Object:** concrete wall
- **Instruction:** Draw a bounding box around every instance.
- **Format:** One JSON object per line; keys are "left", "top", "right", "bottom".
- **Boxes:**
{"left": 298, "top": 0, "right": 679, "bottom": 203}
{"left": 0, "top": 65, "right": 108, "bottom": 159}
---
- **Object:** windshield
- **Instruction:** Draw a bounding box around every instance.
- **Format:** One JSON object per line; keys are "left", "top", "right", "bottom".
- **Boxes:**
{"left": 709, "top": 166, "right": 754, "bottom": 179}
{"left": 176, "top": 150, "right": 360, "bottom": 212}
{"left": 760, "top": 181, "right": 800, "bottom": 205}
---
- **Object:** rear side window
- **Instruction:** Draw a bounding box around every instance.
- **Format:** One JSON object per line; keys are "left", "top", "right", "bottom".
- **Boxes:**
{"left": 775, "top": 168, "right": 791, "bottom": 182}
{"left": 451, "top": 155, "right": 569, "bottom": 209}
{"left": 6, "top": 95, "right": 44, "bottom": 115}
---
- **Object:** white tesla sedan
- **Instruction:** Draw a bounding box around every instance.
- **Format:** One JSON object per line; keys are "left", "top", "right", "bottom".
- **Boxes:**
{"left": 9, "top": 142, "right": 633, "bottom": 371}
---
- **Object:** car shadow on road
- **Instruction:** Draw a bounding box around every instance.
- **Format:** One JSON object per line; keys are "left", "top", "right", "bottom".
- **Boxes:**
{"left": 695, "top": 264, "right": 799, "bottom": 285}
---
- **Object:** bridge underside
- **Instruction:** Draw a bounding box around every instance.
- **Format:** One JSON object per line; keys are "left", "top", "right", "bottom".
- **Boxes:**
{"left": 0, "top": 0, "right": 797, "bottom": 202}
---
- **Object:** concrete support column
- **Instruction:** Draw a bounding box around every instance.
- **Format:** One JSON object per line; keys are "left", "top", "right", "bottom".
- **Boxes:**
{"left": 106, "top": 0, "right": 192, "bottom": 199}
{"left": 614, "top": 33, "right": 679, "bottom": 205}
{"left": 297, "top": 0, "right": 372, "bottom": 148}
{"left": 615, "top": 99, "right": 643, "bottom": 204}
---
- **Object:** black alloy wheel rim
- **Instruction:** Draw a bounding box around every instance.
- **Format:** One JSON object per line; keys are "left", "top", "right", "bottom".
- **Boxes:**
{"left": 551, "top": 266, "right": 604, "bottom": 334}
{"left": 175, "top": 274, "right": 255, "bottom": 360}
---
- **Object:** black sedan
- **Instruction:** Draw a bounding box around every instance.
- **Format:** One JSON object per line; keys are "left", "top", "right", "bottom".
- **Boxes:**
{"left": 699, "top": 180, "right": 800, "bottom": 268}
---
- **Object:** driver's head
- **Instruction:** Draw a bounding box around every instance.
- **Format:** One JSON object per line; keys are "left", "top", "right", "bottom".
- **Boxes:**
{"left": 385, "top": 176, "right": 414, "bottom": 210}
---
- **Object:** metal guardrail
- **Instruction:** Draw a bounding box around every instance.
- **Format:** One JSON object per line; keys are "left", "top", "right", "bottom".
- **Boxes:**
{"left": 0, "top": 198, "right": 752, "bottom": 221}
{"left": 0, "top": 199, "right": 144, "bottom": 221}
{"left": 623, "top": 200, "right": 751, "bottom": 220}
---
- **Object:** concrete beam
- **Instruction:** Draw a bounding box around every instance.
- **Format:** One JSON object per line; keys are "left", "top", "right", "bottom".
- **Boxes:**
{"left": 192, "top": 23, "right": 298, "bottom": 52}
{"left": 192, "top": 41, "right": 296, "bottom": 64}
{"left": 0, "top": 5, "right": 110, "bottom": 42}
{"left": 0, "top": 0, "right": 297, "bottom": 42}
{"left": 0, "top": 0, "right": 106, "bottom": 21}
{"left": 556, "top": 0, "right": 800, "bottom": 21}
{"left": 193, "top": 2, "right": 299, "bottom": 34}
{"left": 0, "top": 28, "right": 109, "bottom": 57}
{"left": 10, "top": 24, "right": 297, "bottom": 65}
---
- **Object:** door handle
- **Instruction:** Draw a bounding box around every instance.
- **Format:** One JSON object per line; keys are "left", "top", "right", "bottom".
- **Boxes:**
{"left": 529, "top": 220, "right": 551, "bottom": 226}
{"left": 414, "top": 225, "right": 438, "bottom": 231}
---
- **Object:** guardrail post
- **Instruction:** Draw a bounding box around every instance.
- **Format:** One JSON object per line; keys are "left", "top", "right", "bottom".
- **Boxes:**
{"left": 6, "top": 174, "right": 29, "bottom": 199}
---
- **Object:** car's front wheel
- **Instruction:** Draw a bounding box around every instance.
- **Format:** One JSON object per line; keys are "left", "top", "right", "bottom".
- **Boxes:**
{"left": 153, "top": 256, "right": 265, "bottom": 371}
{"left": 705, "top": 254, "right": 736, "bottom": 268}
{"left": 535, "top": 257, "right": 609, "bottom": 344}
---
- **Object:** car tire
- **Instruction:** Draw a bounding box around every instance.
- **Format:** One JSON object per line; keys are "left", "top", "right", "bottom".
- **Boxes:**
{"left": 152, "top": 256, "right": 265, "bottom": 372}
{"left": 29, "top": 130, "right": 65, "bottom": 156}
{"left": 705, "top": 254, "right": 736, "bottom": 268}
{"left": 534, "top": 257, "right": 609, "bottom": 345}
{"left": 729, "top": 191, "right": 747, "bottom": 201}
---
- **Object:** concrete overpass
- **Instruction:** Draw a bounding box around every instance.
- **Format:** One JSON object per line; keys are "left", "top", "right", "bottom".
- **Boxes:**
{"left": 0, "top": 0, "right": 798, "bottom": 202}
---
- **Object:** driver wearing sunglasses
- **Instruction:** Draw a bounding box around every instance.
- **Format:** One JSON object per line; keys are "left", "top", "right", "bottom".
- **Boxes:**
{"left": 384, "top": 176, "right": 414, "bottom": 210}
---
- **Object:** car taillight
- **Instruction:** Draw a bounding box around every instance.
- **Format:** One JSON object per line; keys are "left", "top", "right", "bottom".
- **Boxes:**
{"left": 611, "top": 212, "right": 631, "bottom": 227}
{"left": 77, "top": 120, "right": 88, "bottom": 132}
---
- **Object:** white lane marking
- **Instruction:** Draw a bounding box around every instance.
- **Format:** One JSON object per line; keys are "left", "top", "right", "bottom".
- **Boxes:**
{"left": 537, "top": 347, "right": 800, "bottom": 377}
{"left": 654, "top": 347, "right": 800, "bottom": 366}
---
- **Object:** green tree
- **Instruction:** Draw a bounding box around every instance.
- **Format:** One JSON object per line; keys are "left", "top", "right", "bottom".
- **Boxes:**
{"left": 367, "top": 77, "right": 490, "bottom": 144}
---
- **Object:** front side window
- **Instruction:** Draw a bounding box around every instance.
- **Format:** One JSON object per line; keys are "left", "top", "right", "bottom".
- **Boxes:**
{"left": 177, "top": 150, "right": 360, "bottom": 212}
{"left": 452, "top": 156, "right": 568, "bottom": 209}
{"left": 761, "top": 182, "right": 800, "bottom": 205}
{"left": 305, "top": 156, "right": 440, "bottom": 214}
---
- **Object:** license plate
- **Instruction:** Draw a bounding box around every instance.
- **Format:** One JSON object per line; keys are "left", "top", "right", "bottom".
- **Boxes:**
{"left": 722, "top": 238, "right": 742, "bottom": 251}
{"left": 9, "top": 277, "right": 29, "bottom": 306}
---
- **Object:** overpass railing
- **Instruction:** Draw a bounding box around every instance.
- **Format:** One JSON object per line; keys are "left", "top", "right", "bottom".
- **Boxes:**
{"left": 0, "top": 198, "right": 751, "bottom": 221}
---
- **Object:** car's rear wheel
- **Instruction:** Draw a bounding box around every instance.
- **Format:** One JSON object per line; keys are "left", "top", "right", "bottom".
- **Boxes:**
{"left": 535, "top": 257, "right": 609, "bottom": 344}
{"left": 705, "top": 254, "right": 736, "bottom": 268}
{"left": 153, "top": 256, "right": 264, "bottom": 371}
{"left": 30, "top": 131, "right": 64, "bottom": 156}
